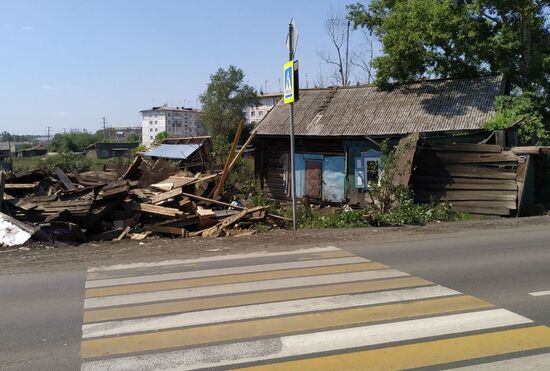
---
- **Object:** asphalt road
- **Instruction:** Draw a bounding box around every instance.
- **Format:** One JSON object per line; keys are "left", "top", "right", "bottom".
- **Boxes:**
{"left": 1, "top": 221, "right": 550, "bottom": 370}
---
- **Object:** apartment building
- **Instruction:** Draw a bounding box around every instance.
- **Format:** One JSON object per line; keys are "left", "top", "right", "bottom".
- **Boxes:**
{"left": 141, "top": 105, "right": 203, "bottom": 146}
{"left": 243, "top": 92, "right": 282, "bottom": 125}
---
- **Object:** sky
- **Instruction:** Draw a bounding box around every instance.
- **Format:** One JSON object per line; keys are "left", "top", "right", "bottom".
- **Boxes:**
{"left": 0, "top": 0, "right": 379, "bottom": 136}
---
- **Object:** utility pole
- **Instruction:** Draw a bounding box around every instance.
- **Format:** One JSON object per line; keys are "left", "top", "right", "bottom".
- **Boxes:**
{"left": 46, "top": 126, "right": 52, "bottom": 147}
{"left": 288, "top": 20, "right": 297, "bottom": 230}
{"left": 102, "top": 117, "right": 107, "bottom": 142}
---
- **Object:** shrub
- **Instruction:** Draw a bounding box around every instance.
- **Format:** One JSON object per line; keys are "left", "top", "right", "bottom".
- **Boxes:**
{"left": 42, "top": 153, "right": 92, "bottom": 173}
{"left": 300, "top": 209, "right": 368, "bottom": 229}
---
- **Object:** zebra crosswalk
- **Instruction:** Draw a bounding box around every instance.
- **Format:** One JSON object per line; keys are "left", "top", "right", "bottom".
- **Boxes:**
{"left": 80, "top": 246, "right": 550, "bottom": 370}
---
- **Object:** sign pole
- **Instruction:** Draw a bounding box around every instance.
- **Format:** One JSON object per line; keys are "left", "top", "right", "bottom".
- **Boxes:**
{"left": 288, "top": 22, "right": 297, "bottom": 230}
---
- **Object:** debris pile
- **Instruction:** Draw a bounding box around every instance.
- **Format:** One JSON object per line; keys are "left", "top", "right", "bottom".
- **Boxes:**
{"left": 0, "top": 157, "right": 287, "bottom": 247}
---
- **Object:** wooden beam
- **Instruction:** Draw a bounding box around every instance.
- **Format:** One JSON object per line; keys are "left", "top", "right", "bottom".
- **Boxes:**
{"left": 150, "top": 187, "right": 183, "bottom": 205}
{"left": 213, "top": 120, "right": 244, "bottom": 199}
{"left": 0, "top": 171, "right": 5, "bottom": 212}
{"left": 121, "top": 155, "right": 142, "bottom": 180}
{"left": 227, "top": 129, "right": 257, "bottom": 174}
{"left": 129, "top": 202, "right": 184, "bottom": 218}
{"left": 54, "top": 167, "right": 76, "bottom": 190}
{"left": 144, "top": 224, "right": 188, "bottom": 236}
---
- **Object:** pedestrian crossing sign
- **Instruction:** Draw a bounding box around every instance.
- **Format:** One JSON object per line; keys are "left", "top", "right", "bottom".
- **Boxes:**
{"left": 283, "top": 60, "right": 294, "bottom": 104}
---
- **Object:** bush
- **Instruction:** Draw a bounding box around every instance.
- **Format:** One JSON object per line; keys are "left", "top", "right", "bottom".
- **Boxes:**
{"left": 42, "top": 153, "right": 93, "bottom": 173}
{"left": 301, "top": 209, "right": 368, "bottom": 229}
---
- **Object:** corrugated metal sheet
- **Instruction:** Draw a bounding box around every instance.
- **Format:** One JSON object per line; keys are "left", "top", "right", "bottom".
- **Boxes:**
{"left": 255, "top": 76, "right": 504, "bottom": 137}
{"left": 145, "top": 144, "right": 200, "bottom": 160}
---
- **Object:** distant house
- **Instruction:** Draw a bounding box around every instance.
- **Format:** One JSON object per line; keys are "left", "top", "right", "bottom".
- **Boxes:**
{"left": 254, "top": 75, "right": 509, "bottom": 205}
{"left": 112, "top": 126, "right": 141, "bottom": 143}
{"left": 16, "top": 144, "right": 47, "bottom": 158}
{"left": 86, "top": 143, "right": 139, "bottom": 159}
{"left": 143, "top": 136, "right": 212, "bottom": 171}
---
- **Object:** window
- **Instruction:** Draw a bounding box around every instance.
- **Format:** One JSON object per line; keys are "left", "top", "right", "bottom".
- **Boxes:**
{"left": 251, "top": 111, "right": 255, "bottom": 117}
{"left": 259, "top": 111, "right": 263, "bottom": 116}
{"left": 149, "top": 121, "right": 153, "bottom": 124}
{"left": 354, "top": 150, "right": 382, "bottom": 190}
{"left": 150, "top": 135, "right": 153, "bottom": 140}
{"left": 365, "top": 158, "right": 381, "bottom": 187}
{"left": 149, "top": 128, "right": 153, "bottom": 132}
{"left": 155, "top": 128, "right": 158, "bottom": 132}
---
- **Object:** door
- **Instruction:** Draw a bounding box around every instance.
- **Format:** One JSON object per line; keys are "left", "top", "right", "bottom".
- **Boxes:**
{"left": 322, "top": 156, "right": 346, "bottom": 202}
{"left": 305, "top": 160, "right": 323, "bottom": 199}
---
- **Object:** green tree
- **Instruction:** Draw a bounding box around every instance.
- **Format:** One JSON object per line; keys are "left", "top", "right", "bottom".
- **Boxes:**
{"left": 348, "top": 0, "right": 550, "bottom": 144}
{"left": 48, "top": 131, "right": 98, "bottom": 153}
{"left": 152, "top": 131, "right": 169, "bottom": 146}
{"left": 126, "top": 132, "right": 140, "bottom": 143}
{"left": 199, "top": 66, "right": 259, "bottom": 150}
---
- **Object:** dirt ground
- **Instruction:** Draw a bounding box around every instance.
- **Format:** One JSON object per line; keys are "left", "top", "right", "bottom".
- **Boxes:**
{"left": 1, "top": 215, "right": 549, "bottom": 274}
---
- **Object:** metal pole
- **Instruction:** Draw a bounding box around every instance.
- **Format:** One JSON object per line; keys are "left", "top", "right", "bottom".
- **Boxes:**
{"left": 289, "top": 22, "right": 297, "bottom": 230}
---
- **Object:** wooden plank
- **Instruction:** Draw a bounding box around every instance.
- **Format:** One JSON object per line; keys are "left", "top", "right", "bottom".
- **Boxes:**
{"left": 425, "top": 143, "right": 503, "bottom": 153}
{"left": 416, "top": 151, "right": 518, "bottom": 164}
{"left": 415, "top": 190, "right": 517, "bottom": 202}
{"left": 54, "top": 167, "right": 76, "bottom": 190}
{"left": 115, "top": 226, "right": 131, "bottom": 241}
{"left": 99, "top": 185, "right": 130, "bottom": 199}
{"left": 196, "top": 206, "right": 266, "bottom": 238}
{"left": 414, "top": 165, "right": 517, "bottom": 180}
{"left": 411, "top": 175, "right": 517, "bottom": 186}
{"left": 129, "top": 230, "right": 153, "bottom": 240}
{"left": 0, "top": 171, "right": 5, "bottom": 212}
{"left": 129, "top": 202, "right": 184, "bottom": 218}
{"left": 511, "top": 146, "right": 543, "bottom": 155}
{"left": 516, "top": 156, "right": 530, "bottom": 216}
{"left": 121, "top": 155, "right": 142, "bottom": 180}
{"left": 451, "top": 205, "right": 511, "bottom": 216}
{"left": 431, "top": 200, "right": 517, "bottom": 210}
{"left": 4, "top": 183, "right": 38, "bottom": 190}
{"left": 150, "top": 187, "right": 183, "bottom": 205}
{"left": 144, "top": 224, "right": 188, "bottom": 236}
{"left": 213, "top": 120, "right": 244, "bottom": 199}
{"left": 414, "top": 182, "right": 517, "bottom": 191}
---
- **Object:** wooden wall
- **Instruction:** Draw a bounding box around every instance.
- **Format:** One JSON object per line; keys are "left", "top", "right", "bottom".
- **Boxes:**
{"left": 255, "top": 136, "right": 345, "bottom": 201}
{"left": 411, "top": 143, "right": 521, "bottom": 216}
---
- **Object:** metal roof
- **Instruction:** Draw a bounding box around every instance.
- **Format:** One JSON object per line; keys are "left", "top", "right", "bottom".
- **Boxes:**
{"left": 144, "top": 144, "right": 201, "bottom": 160}
{"left": 255, "top": 76, "right": 505, "bottom": 137}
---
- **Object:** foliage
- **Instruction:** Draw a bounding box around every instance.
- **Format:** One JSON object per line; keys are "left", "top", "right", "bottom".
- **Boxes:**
{"left": 300, "top": 209, "right": 368, "bottom": 229}
{"left": 126, "top": 132, "right": 140, "bottom": 143}
{"left": 369, "top": 187, "right": 466, "bottom": 226}
{"left": 152, "top": 131, "right": 169, "bottom": 146}
{"left": 130, "top": 144, "right": 146, "bottom": 154}
{"left": 348, "top": 0, "right": 550, "bottom": 144}
{"left": 49, "top": 131, "right": 99, "bottom": 153}
{"left": 42, "top": 153, "right": 93, "bottom": 173}
{"left": 199, "top": 66, "right": 258, "bottom": 156}
{"left": 485, "top": 94, "right": 550, "bottom": 145}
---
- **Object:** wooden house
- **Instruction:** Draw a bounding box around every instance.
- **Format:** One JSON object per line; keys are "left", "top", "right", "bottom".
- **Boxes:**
{"left": 253, "top": 75, "right": 542, "bottom": 216}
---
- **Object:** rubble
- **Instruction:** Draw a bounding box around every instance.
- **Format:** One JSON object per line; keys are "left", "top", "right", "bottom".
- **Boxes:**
{"left": 0, "top": 157, "right": 286, "bottom": 246}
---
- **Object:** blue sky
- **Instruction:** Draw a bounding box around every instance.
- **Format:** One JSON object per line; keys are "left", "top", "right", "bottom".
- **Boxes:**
{"left": 0, "top": 0, "right": 378, "bottom": 135}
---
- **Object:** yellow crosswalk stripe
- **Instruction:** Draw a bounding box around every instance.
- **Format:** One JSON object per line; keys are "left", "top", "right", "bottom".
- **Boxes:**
{"left": 80, "top": 295, "right": 490, "bottom": 359}
{"left": 83, "top": 276, "right": 432, "bottom": 323}
{"left": 234, "top": 326, "right": 550, "bottom": 371}
{"left": 84, "top": 262, "right": 386, "bottom": 298}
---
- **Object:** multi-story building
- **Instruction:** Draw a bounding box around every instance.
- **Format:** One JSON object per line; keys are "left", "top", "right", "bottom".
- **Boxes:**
{"left": 243, "top": 92, "right": 282, "bottom": 126}
{"left": 140, "top": 105, "right": 203, "bottom": 146}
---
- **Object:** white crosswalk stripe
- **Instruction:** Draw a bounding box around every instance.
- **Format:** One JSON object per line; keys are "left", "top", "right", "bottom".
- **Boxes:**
{"left": 80, "top": 247, "right": 550, "bottom": 370}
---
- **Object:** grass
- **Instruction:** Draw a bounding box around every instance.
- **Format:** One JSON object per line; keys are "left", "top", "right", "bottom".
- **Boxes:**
{"left": 10, "top": 154, "right": 127, "bottom": 173}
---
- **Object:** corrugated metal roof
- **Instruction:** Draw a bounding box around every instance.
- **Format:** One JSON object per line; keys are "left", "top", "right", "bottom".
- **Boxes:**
{"left": 255, "top": 76, "right": 504, "bottom": 137}
{"left": 144, "top": 144, "right": 200, "bottom": 160}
